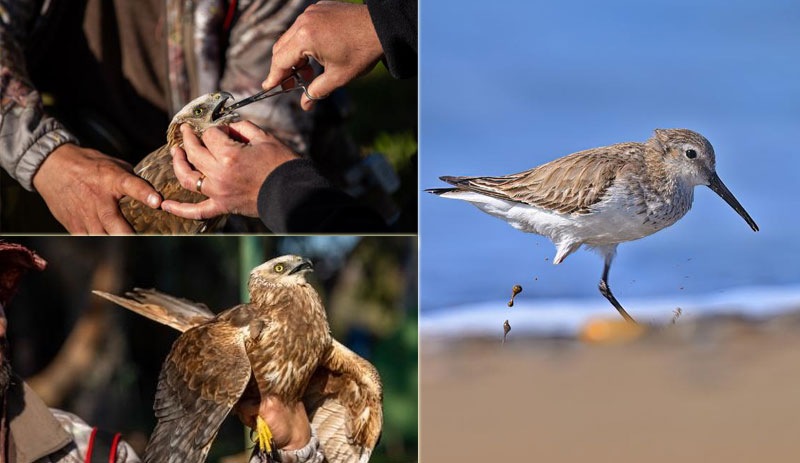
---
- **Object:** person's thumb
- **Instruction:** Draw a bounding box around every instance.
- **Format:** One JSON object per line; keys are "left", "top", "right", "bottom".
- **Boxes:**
{"left": 307, "top": 70, "right": 344, "bottom": 99}
{"left": 300, "top": 71, "right": 344, "bottom": 111}
{"left": 229, "top": 120, "right": 268, "bottom": 143}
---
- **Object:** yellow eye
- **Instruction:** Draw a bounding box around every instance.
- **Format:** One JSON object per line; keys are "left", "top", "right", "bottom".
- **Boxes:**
{"left": 213, "top": 93, "right": 221, "bottom": 100}
{"left": 193, "top": 107, "right": 204, "bottom": 116}
{"left": 274, "top": 264, "right": 285, "bottom": 273}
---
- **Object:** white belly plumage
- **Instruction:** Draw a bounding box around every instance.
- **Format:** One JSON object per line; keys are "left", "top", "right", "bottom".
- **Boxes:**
{"left": 441, "top": 183, "right": 691, "bottom": 262}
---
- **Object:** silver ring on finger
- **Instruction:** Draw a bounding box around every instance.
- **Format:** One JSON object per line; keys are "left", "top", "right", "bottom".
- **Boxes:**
{"left": 196, "top": 174, "right": 206, "bottom": 194}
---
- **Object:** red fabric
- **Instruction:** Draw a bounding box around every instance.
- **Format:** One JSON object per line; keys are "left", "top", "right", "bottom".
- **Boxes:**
{"left": 0, "top": 242, "right": 46, "bottom": 307}
{"left": 108, "top": 433, "right": 121, "bottom": 463}
{"left": 223, "top": 0, "right": 237, "bottom": 33}
{"left": 85, "top": 428, "right": 98, "bottom": 463}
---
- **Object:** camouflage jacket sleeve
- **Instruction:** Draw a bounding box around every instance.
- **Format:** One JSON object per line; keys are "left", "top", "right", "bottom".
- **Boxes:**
{"left": 220, "top": 0, "right": 314, "bottom": 155}
{"left": 45, "top": 409, "right": 141, "bottom": 463}
{"left": 0, "top": 0, "right": 80, "bottom": 190}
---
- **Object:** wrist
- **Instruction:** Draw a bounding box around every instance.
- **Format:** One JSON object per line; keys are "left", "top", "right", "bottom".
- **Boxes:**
{"left": 277, "top": 428, "right": 323, "bottom": 463}
{"left": 282, "top": 401, "right": 312, "bottom": 450}
{"left": 32, "top": 142, "right": 76, "bottom": 193}
{"left": 357, "top": 4, "right": 384, "bottom": 63}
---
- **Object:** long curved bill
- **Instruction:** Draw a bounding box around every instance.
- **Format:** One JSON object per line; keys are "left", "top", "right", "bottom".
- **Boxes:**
{"left": 707, "top": 172, "right": 759, "bottom": 232}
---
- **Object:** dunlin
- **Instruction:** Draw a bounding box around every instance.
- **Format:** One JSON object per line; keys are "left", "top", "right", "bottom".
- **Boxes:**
{"left": 427, "top": 129, "right": 759, "bottom": 323}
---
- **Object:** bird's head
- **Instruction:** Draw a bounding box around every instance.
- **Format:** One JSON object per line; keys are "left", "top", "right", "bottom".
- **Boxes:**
{"left": 166, "top": 92, "right": 240, "bottom": 148}
{"left": 653, "top": 128, "right": 717, "bottom": 185}
{"left": 248, "top": 255, "right": 315, "bottom": 290}
{"left": 653, "top": 128, "right": 758, "bottom": 232}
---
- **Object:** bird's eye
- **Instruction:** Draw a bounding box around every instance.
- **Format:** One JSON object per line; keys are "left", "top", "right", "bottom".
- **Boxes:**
{"left": 193, "top": 107, "right": 204, "bottom": 116}
{"left": 274, "top": 264, "right": 285, "bottom": 273}
{"left": 685, "top": 149, "right": 697, "bottom": 159}
{"left": 213, "top": 94, "right": 221, "bottom": 100}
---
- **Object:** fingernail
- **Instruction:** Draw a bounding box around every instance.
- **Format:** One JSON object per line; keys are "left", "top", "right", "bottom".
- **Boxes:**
{"left": 147, "top": 194, "right": 160, "bottom": 208}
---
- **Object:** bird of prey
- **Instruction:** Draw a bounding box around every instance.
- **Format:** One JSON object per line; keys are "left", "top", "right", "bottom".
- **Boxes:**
{"left": 120, "top": 92, "right": 238, "bottom": 234}
{"left": 94, "top": 255, "right": 383, "bottom": 463}
{"left": 428, "top": 129, "right": 758, "bottom": 323}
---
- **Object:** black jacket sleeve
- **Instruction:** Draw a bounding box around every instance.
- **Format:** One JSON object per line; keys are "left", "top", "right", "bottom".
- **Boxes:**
{"left": 365, "top": 0, "right": 417, "bottom": 79}
{"left": 257, "top": 159, "right": 388, "bottom": 233}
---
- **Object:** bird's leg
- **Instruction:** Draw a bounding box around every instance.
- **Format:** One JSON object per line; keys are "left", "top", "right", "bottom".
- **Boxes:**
{"left": 254, "top": 416, "right": 281, "bottom": 462}
{"left": 598, "top": 256, "right": 638, "bottom": 324}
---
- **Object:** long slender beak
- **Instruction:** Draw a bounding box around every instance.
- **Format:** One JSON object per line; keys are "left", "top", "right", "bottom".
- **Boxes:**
{"left": 707, "top": 172, "right": 759, "bottom": 232}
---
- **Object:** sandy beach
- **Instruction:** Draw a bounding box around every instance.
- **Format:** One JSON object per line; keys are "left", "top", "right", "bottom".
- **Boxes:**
{"left": 421, "top": 312, "right": 800, "bottom": 462}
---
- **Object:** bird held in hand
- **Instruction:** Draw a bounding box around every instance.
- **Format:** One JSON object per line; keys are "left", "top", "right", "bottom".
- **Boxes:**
{"left": 94, "top": 255, "right": 383, "bottom": 463}
{"left": 120, "top": 92, "right": 238, "bottom": 234}
{"left": 428, "top": 129, "right": 759, "bottom": 323}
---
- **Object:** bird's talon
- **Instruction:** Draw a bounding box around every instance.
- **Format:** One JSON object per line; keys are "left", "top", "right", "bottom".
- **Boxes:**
{"left": 256, "top": 415, "right": 274, "bottom": 453}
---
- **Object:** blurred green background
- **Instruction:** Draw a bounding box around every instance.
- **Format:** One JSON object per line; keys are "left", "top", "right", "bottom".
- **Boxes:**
{"left": 347, "top": 62, "right": 418, "bottom": 232}
{"left": 6, "top": 236, "right": 418, "bottom": 462}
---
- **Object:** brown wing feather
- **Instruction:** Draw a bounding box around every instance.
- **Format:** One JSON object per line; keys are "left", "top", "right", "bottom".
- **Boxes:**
{"left": 442, "top": 143, "right": 643, "bottom": 214}
{"left": 304, "top": 340, "right": 383, "bottom": 463}
{"left": 93, "top": 288, "right": 213, "bottom": 332}
{"left": 99, "top": 287, "right": 383, "bottom": 462}
{"left": 121, "top": 145, "right": 225, "bottom": 234}
{"left": 144, "top": 319, "right": 252, "bottom": 463}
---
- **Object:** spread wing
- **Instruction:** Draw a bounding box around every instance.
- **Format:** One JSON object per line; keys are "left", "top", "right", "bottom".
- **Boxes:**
{"left": 93, "top": 288, "right": 214, "bottom": 332}
{"left": 304, "top": 340, "right": 383, "bottom": 463}
{"left": 97, "top": 287, "right": 383, "bottom": 462}
{"left": 144, "top": 318, "right": 252, "bottom": 463}
{"left": 441, "top": 145, "right": 639, "bottom": 215}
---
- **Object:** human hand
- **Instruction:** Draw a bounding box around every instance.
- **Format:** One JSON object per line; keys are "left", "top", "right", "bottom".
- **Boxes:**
{"left": 235, "top": 394, "right": 312, "bottom": 451}
{"left": 160, "top": 121, "right": 298, "bottom": 219}
{"left": 263, "top": 1, "right": 383, "bottom": 111}
{"left": 32, "top": 143, "right": 162, "bottom": 234}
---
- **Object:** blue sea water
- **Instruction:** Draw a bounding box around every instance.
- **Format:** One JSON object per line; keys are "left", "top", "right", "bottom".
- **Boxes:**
{"left": 419, "top": 0, "right": 800, "bottom": 332}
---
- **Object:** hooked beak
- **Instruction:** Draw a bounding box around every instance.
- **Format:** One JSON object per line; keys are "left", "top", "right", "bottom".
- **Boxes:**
{"left": 707, "top": 172, "right": 759, "bottom": 232}
{"left": 288, "top": 258, "right": 314, "bottom": 275}
{"left": 211, "top": 92, "right": 235, "bottom": 120}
